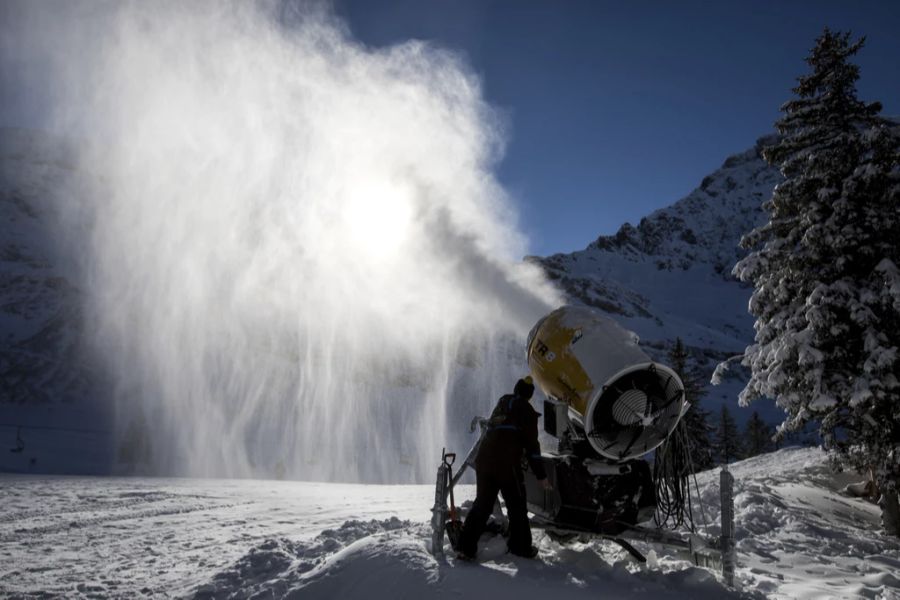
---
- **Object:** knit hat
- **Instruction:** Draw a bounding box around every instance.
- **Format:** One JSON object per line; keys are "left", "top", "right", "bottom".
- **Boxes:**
{"left": 514, "top": 376, "right": 534, "bottom": 400}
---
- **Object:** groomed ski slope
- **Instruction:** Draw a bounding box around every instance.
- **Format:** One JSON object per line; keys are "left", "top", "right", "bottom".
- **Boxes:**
{"left": 2, "top": 447, "right": 898, "bottom": 599}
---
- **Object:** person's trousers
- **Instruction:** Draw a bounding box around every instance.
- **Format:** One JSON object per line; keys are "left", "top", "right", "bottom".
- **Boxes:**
{"left": 458, "top": 463, "right": 532, "bottom": 556}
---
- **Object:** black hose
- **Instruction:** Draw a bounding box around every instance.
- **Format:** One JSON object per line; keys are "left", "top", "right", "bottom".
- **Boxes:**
{"left": 652, "top": 420, "right": 697, "bottom": 531}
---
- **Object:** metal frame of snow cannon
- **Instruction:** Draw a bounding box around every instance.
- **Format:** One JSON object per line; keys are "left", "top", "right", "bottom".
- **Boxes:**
{"left": 429, "top": 415, "right": 737, "bottom": 588}
{"left": 430, "top": 417, "right": 489, "bottom": 558}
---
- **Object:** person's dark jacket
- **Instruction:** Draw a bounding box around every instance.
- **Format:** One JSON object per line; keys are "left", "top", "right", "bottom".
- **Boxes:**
{"left": 476, "top": 393, "right": 547, "bottom": 480}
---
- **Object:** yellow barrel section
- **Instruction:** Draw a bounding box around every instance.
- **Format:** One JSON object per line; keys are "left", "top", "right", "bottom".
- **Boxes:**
{"left": 525, "top": 309, "right": 594, "bottom": 416}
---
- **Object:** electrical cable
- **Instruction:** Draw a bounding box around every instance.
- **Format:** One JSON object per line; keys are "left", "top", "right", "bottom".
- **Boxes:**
{"left": 652, "top": 419, "right": 698, "bottom": 531}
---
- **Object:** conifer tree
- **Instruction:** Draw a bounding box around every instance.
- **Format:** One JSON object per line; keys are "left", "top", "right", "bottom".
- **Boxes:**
{"left": 730, "top": 29, "right": 900, "bottom": 534}
{"left": 668, "top": 338, "right": 714, "bottom": 471}
{"left": 744, "top": 411, "right": 774, "bottom": 457}
{"left": 714, "top": 404, "right": 744, "bottom": 464}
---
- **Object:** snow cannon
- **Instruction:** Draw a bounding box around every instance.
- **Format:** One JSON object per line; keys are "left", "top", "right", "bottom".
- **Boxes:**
{"left": 526, "top": 305, "right": 685, "bottom": 461}
{"left": 432, "top": 306, "right": 734, "bottom": 577}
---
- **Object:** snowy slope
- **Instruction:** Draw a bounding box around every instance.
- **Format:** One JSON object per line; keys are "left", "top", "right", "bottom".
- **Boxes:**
{"left": 0, "top": 128, "right": 111, "bottom": 474}
{"left": 2, "top": 447, "right": 897, "bottom": 599}
{"left": 529, "top": 136, "right": 784, "bottom": 423}
{"left": 0, "top": 127, "right": 92, "bottom": 404}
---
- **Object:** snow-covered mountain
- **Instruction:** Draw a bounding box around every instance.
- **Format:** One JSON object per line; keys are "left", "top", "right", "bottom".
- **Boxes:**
{"left": 0, "top": 129, "right": 112, "bottom": 473}
{"left": 0, "top": 128, "right": 93, "bottom": 405}
{"left": 528, "top": 136, "right": 784, "bottom": 423}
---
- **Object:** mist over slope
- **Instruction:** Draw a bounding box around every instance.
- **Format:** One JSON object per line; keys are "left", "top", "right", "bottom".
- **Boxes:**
{"left": 529, "top": 136, "right": 784, "bottom": 423}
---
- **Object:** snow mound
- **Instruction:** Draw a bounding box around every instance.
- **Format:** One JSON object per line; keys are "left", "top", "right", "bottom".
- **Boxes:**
{"left": 194, "top": 518, "right": 412, "bottom": 599}
{"left": 196, "top": 519, "right": 735, "bottom": 600}
{"left": 697, "top": 448, "right": 900, "bottom": 599}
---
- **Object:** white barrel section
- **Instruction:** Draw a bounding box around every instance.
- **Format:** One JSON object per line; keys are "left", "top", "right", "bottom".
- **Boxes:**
{"left": 526, "top": 305, "right": 685, "bottom": 461}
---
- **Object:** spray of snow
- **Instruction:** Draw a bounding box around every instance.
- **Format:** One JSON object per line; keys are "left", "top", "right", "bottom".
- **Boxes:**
{"left": 11, "top": 1, "right": 560, "bottom": 481}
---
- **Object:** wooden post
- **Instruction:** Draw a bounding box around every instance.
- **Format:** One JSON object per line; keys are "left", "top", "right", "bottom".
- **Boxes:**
{"left": 720, "top": 467, "right": 736, "bottom": 587}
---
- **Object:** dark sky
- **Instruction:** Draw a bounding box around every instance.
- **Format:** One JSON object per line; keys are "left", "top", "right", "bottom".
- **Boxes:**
{"left": 335, "top": 0, "right": 900, "bottom": 256}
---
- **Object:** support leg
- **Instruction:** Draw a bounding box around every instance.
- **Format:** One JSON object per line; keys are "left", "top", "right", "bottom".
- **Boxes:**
{"left": 430, "top": 461, "right": 449, "bottom": 558}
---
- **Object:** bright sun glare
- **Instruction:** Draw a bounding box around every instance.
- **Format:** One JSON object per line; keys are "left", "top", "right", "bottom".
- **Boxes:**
{"left": 344, "top": 179, "right": 414, "bottom": 261}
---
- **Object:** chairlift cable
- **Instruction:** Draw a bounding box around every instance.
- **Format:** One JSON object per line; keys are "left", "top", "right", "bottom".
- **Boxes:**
{"left": 0, "top": 423, "right": 111, "bottom": 435}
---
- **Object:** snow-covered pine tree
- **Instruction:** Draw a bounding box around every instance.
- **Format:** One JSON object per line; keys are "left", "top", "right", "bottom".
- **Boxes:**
{"left": 731, "top": 29, "right": 900, "bottom": 535}
{"left": 714, "top": 404, "right": 744, "bottom": 464}
{"left": 668, "top": 338, "right": 714, "bottom": 471}
{"left": 744, "top": 411, "right": 774, "bottom": 457}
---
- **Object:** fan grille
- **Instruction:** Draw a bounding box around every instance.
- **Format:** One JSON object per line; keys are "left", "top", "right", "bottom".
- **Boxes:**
{"left": 588, "top": 366, "right": 685, "bottom": 461}
{"left": 611, "top": 389, "right": 648, "bottom": 425}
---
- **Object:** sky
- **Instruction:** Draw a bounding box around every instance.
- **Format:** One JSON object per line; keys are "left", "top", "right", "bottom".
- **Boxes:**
{"left": 1, "top": 1, "right": 897, "bottom": 257}
{"left": 335, "top": 0, "right": 900, "bottom": 256}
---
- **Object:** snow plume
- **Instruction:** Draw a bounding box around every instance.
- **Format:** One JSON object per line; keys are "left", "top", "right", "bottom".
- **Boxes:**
{"left": 17, "top": 1, "right": 561, "bottom": 481}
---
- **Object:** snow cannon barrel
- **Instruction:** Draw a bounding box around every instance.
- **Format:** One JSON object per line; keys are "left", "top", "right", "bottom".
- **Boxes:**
{"left": 526, "top": 306, "right": 686, "bottom": 461}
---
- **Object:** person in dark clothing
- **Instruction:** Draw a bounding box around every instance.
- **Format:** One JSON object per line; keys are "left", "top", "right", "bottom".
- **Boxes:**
{"left": 457, "top": 376, "right": 551, "bottom": 560}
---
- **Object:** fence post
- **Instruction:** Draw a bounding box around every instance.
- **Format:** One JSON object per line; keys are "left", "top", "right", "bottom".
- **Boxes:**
{"left": 720, "top": 467, "right": 736, "bottom": 587}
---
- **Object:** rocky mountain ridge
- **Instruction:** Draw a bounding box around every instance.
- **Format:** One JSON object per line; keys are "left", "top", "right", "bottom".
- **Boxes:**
{"left": 529, "top": 135, "right": 784, "bottom": 421}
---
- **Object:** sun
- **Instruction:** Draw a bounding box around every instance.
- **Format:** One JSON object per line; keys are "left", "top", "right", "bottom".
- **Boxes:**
{"left": 343, "top": 178, "right": 414, "bottom": 262}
